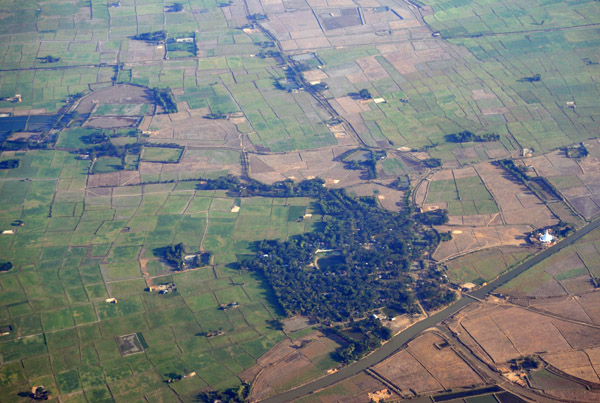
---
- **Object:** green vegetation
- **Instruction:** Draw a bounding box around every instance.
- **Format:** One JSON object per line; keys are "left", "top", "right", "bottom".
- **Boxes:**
{"left": 237, "top": 178, "right": 443, "bottom": 322}
{"left": 0, "top": 261, "right": 12, "bottom": 272}
{"left": 153, "top": 87, "right": 178, "bottom": 114}
{"left": 141, "top": 146, "right": 183, "bottom": 163}
{"left": 0, "top": 159, "right": 19, "bottom": 169}
{"left": 329, "top": 318, "right": 392, "bottom": 364}
{"left": 133, "top": 31, "right": 166, "bottom": 43}
{"left": 566, "top": 144, "right": 588, "bottom": 159}
{"left": 445, "top": 131, "right": 500, "bottom": 143}
{"left": 156, "top": 243, "right": 185, "bottom": 271}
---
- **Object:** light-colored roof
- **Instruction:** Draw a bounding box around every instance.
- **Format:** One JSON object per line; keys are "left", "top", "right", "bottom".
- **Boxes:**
{"left": 540, "top": 230, "right": 554, "bottom": 243}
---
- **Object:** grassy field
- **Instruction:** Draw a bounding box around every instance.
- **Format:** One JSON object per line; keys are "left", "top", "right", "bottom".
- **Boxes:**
{"left": 425, "top": 175, "right": 498, "bottom": 216}
{"left": 0, "top": 149, "right": 318, "bottom": 402}
{"left": 140, "top": 146, "right": 183, "bottom": 163}
{"left": 445, "top": 247, "right": 532, "bottom": 284}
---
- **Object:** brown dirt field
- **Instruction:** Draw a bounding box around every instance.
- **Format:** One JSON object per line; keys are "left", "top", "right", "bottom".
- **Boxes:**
{"left": 542, "top": 388, "right": 600, "bottom": 402}
{"left": 475, "top": 162, "right": 558, "bottom": 228}
{"left": 251, "top": 352, "right": 314, "bottom": 401}
{"left": 282, "top": 316, "right": 311, "bottom": 333}
{"left": 552, "top": 320, "right": 600, "bottom": 350}
{"left": 452, "top": 302, "right": 600, "bottom": 380}
{"left": 586, "top": 345, "right": 600, "bottom": 373}
{"left": 302, "top": 371, "right": 393, "bottom": 403}
{"left": 246, "top": 331, "right": 342, "bottom": 401}
{"left": 85, "top": 116, "right": 140, "bottom": 128}
{"left": 355, "top": 56, "right": 389, "bottom": 81}
{"left": 87, "top": 171, "right": 142, "bottom": 187}
{"left": 543, "top": 351, "right": 600, "bottom": 383}
{"left": 433, "top": 224, "right": 530, "bottom": 261}
{"left": 460, "top": 315, "right": 520, "bottom": 363}
{"left": 525, "top": 140, "right": 600, "bottom": 219}
{"left": 249, "top": 147, "right": 364, "bottom": 187}
{"left": 561, "top": 275, "right": 594, "bottom": 295}
{"left": 527, "top": 279, "right": 568, "bottom": 298}
{"left": 302, "top": 69, "right": 329, "bottom": 82}
{"left": 334, "top": 96, "right": 371, "bottom": 114}
{"left": 472, "top": 89, "right": 498, "bottom": 101}
{"left": 529, "top": 297, "right": 594, "bottom": 324}
{"left": 372, "top": 349, "right": 443, "bottom": 394}
{"left": 571, "top": 196, "right": 600, "bottom": 219}
{"left": 579, "top": 293, "right": 600, "bottom": 325}
{"left": 75, "top": 84, "right": 153, "bottom": 114}
{"left": 406, "top": 332, "right": 483, "bottom": 389}
{"left": 492, "top": 307, "right": 572, "bottom": 353}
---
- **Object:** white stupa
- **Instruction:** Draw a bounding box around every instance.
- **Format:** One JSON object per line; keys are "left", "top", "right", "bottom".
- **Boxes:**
{"left": 539, "top": 229, "right": 554, "bottom": 244}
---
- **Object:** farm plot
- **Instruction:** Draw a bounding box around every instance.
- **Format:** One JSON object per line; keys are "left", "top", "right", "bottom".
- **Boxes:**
{"left": 445, "top": 302, "right": 600, "bottom": 399}
{"left": 0, "top": 149, "right": 320, "bottom": 402}
{"left": 444, "top": 246, "right": 534, "bottom": 285}
{"left": 248, "top": 147, "right": 364, "bottom": 188}
{"left": 247, "top": 331, "right": 343, "bottom": 402}
{"left": 140, "top": 146, "right": 183, "bottom": 163}
{"left": 422, "top": 166, "right": 499, "bottom": 218}
{"left": 371, "top": 331, "right": 483, "bottom": 396}
{"left": 417, "top": 161, "right": 557, "bottom": 261}
{"left": 498, "top": 226, "right": 600, "bottom": 301}
{"left": 527, "top": 139, "right": 600, "bottom": 219}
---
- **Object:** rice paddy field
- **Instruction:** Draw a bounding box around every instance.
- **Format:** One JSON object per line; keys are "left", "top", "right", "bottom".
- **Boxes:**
{"left": 1, "top": 0, "right": 600, "bottom": 400}
{"left": 0, "top": 150, "right": 317, "bottom": 402}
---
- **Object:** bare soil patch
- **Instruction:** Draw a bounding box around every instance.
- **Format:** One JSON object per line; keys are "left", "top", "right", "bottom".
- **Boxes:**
{"left": 75, "top": 84, "right": 154, "bottom": 114}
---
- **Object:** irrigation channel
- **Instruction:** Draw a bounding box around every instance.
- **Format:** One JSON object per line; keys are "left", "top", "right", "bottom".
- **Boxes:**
{"left": 263, "top": 217, "right": 600, "bottom": 403}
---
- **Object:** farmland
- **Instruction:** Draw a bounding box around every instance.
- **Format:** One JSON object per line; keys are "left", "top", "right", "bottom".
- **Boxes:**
{"left": 0, "top": 150, "right": 318, "bottom": 402}
{"left": 1, "top": 0, "right": 600, "bottom": 400}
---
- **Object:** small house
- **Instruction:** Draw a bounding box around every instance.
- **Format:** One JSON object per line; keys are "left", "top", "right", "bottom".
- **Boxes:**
{"left": 0, "top": 325, "right": 12, "bottom": 336}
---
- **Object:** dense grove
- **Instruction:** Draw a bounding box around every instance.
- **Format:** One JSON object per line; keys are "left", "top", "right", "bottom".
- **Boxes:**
{"left": 195, "top": 176, "right": 444, "bottom": 322}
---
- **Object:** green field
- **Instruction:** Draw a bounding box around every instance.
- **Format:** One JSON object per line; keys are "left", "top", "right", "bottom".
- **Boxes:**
{"left": 140, "top": 146, "right": 183, "bottom": 162}
{"left": 0, "top": 150, "right": 317, "bottom": 402}
{"left": 425, "top": 175, "right": 498, "bottom": 216}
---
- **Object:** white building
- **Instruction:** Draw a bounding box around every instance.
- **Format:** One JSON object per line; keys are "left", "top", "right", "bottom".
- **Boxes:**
{"left": 539, "top": 229, "right": 554, "bottom": 244}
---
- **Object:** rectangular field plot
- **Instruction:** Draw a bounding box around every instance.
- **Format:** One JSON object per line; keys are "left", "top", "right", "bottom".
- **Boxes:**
{"left": 141, "top": 146, "right": 183, "bottom": 162}
{"left": 116, "top": 333, "right": 145, "bottom": 356}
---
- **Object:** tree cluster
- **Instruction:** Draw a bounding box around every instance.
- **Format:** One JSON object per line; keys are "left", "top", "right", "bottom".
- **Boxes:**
{"left": 415, "top": 209, "right": 449, "bottom": 226}
{"left": 0, "top": 261, "right": 12, "bottom": 272}
{"left": 445, "top": 130, "right": 500, "bottom": 143}
{"left": 166, "top": 2, "right": 183, "bottom": 12}
{"left": 196, "top": 382, "right": 250, "bottom": 403}
{"left": 422, "top": 157, "right": 442, "bottom": 168}
{"left": 416, "top": 279, "right": 456, "bottom": 310}
{"left": 133, "top": 30, "right": 166, "bottom": 43}
{"left": 153, "top": 87, "right": 178, "bottom": 114}
{"left": 38, "top": 56, "right": 60, "bottom": 63}
{"left": 566, "top": 144, "right": 588, "bottom": 159}
{"left": 519, "top": 73, "right": 541, "bottom": 82}
{"left": 330, "top": 318, "right": 393, "bottom": 363}
{"left": 238, "top": 180, "right": 441, "bottom": 322}
{"left": 157, "top": 243, "right": 185, "bottom": 271}
{"left": 0, "top": 159, "right": 19, "bottom": 169}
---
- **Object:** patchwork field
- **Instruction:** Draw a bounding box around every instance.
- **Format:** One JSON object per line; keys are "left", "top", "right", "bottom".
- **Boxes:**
{"left": 0, "top": 150, "right": 319, "bottom": 402}
{"left": 526, "top": 138, "right": 600, "bottom": 220}
{"left": 1, "top": 0, "right": 600, "bottom": 401}
{"left": 416, "top": 161, "right": 558, "bottom": 260}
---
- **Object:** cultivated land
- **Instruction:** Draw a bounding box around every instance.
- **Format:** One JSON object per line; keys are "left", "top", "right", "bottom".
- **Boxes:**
{"left": 1, "top": 0, "right": 600, "bottom": 401}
